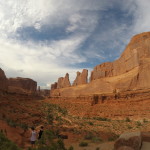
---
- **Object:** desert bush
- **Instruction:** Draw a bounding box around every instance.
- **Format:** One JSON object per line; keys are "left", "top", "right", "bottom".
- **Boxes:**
{"left": 136, "top": 121, "right": 142, "bottom": 127}
{"left": 125, "top": 117, "right": 131, "bottom": 122}
{"left": 68, "top": 146, "right": 74, "bottom": 150}
{"left": 0, "top": 132, "right": 21, "bottom": 150}
{"left": 92, "top": 137, "right": 102, "bottom": 143}
{"left": 87, "top": 121, "right": 94, "bottom": 125}
{"left": 143, "top": 118, "right": 148, "bottom": 123}
{"left": 93, "top": 117, "right": 111, "bottom": 121}
{"left": 84, "top": 132, "right": 93, "bottom": 140}
{"left": 79, "top": 141, "right": 88, "bottom": 147}
{"left": 127, "top": 125, "right": 133, "bottom": 129}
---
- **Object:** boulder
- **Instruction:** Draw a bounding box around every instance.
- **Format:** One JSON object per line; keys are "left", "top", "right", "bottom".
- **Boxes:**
{"left": 114, "top": 132, "right": 142, "bottom": 150}
{"left": 0, "top": 68, "right": 8, "bottom": 91}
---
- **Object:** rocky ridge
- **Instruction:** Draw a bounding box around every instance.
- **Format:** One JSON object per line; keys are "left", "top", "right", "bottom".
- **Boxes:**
{"left": 50, "top": 32, "right": 150, "bottom": 97}
{"left": 0, "top": 68, "right": 37, "bottom": 95}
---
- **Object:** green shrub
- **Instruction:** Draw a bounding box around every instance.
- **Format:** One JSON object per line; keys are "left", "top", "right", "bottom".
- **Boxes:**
{"left": 84, "top": 133, "right": 93, "bottom": 140}
{"left": 127, "top": 125, "right": 132, "bottom": 129}
{"left": 125, "top": 117, "right": 131, "bottom": 122}
{"left": 0, "top": 132, "right": 21, "bottom": 150}
{"left": 143, "top": 118, "right": 148, "bottom": 123}
{"left": 68, "top": 146, "right": 74, "bottom": 150}
{"left": 87, "top": 121, "right": 94, "bottom": 125}
{"left": 93, "top": 117, "right": 111, "bottom": 121}
{"left": 136, "top": 121, "right": 142, "bottom": 127}
{"left": 92, "top": 137, "right": 102, "bottom": 143}
{"left": 79, "top": 141, "right": 88, "bottom": 147}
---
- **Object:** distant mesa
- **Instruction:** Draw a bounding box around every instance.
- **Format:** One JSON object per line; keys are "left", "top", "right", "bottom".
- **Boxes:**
{"left": 50, "top": 32, "right": 150, "bottom": 97}
{"left": 0, "top": 68, "right": 37, "bottom": 95}
{"left": 8, "top": 77, "right": 37, "bottom": 94}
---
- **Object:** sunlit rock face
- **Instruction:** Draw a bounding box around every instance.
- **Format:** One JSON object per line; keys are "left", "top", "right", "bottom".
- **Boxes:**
{"left": 57, "top": 73, "right": 71, "bottom": 89}
{"left": 51, "top": 82, "right": 57, "bottom": 90}
{"left": 50, "top": 32, "right": 150, "bottom": 97}
{"left": 8, "top": 77, "right": 37, "bottom": 93}
{"left": 0, "top": 68, "right": 8, "bottom": 91}
{"left": 73, "top": 69, "right": 88, "bottom": 86}
{"left": 91, "top": 32, "right": 150, "bottom": 81}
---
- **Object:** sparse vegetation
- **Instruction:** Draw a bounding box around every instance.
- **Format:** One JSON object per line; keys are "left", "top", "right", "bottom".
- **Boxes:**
{"left": 143, "top": 118, "right": 148, "bottom": 123}
{"left": 79, "top": 141, "right": 88, "bottom": 147}
{"left": 93, "top": 117, "right": 111, "bottom": 121}
{"left": 125, "top": 117, "right": 131, "bottom": 122}
{"left": 136, "top": 121, "right": 142, "bottom": 127}
{"left": 0, "top": 132, "right": 22, "bottom": 150}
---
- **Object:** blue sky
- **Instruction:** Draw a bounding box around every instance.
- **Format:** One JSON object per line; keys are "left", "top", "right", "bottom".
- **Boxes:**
{"left": 0, "top": 0, "right": 150, "bottom": 88}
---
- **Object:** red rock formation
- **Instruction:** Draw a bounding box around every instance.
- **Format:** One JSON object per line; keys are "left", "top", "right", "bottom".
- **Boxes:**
{"left": 51, "top": 82, "right": 57, "bottom": 90}
{"left": 8, "top": 77, "right": 37, "bottom": 93}
{"left": 57, "top": 73, "right": 71, "bottom": 89}
{"left": 0, "top": 68, "right": 8, "bottom": 91}
{"left": 50, "top": 32, "right": 150, "bottom": 97}
{"left": 91, "top": 32, "right": 150, "bottom": 81}
{"left": 73, "top": 69, "right": 88, "bottom": 86}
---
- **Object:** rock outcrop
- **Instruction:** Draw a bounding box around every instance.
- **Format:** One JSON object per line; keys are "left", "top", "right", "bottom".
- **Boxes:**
{"left": 91, "top": 32, "right": 150, "bottom": 81}
{"left": 8, "top": 77, "right": 37, "bottom": 93}
{"left": 73, "top": 69, "right": 88, "bottom": 86}
{"left": 51, "top": 82, "right": 58, "bottom": 90}
{"left": 50, "top": 32, "right": 150, "bottom": 97}
{"left": 0, "top": 68, "right": 8, "bottom": 91}
{"left": 57, "top": 73, "right": 71, "bottom": 89}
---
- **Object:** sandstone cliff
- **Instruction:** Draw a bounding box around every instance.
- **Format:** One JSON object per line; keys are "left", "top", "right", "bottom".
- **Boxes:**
{"left": 50, "top": 32, "right": 150, "bottom": 97}
{"left": 51, "top": 82, "right": 57, "bottom": 90}
{"left": 73, "top": 69, "right": 88, "bottom": 86}
{"left": 57, "top": 73, "right": 71, "bottom": 89}
{"left": 8, "top": 77, "right": 37, "bottom": 94}
{"left": 0, "top": 68, "right": 8, "bottom": 91}
{"left": 91, "top": 32, "right": 150, "bottom": 81}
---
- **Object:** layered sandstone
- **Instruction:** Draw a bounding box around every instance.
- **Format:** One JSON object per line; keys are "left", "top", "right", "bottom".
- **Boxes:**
{"left": 73, "top": 69, "right": 88, "bottom": 86}
{"left": 0, "top": 68, "right": 8, "bottom": 91}
{"left": 57, "top": 73, "right": 71, "bottom": 89}
{"left": 50, "top": 32, "right": 150, "bottom": 97}
{"left": 91, "top": 32, "right": 150, "bottom": 81}
{"left": 8, "top": 77, "right": 37, "bottom": 94}
{"left": 51, "top": 82, "right": 57, "bottom": 90}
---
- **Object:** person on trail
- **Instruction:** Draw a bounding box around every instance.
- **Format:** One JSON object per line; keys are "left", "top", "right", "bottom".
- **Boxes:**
{"left": 38, "top": 126, "right": 44, "bottom": 140}
{"left": 30, "top": 127, "right": 37, "bottom": 148}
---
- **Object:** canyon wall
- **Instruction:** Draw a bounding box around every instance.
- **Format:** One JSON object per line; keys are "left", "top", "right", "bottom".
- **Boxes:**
{"left": 50, "top": 32, "right": 150, "bottom": 97}
{"left": 91, "top": 32, "right": 150, "bottom": 81}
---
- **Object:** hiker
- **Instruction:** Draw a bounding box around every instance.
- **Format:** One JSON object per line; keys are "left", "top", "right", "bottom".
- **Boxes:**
{"left": 30, "top": 127, "right": 37, "bottom": 148}
{"left": 38, "top": 126, "right": 44, "bottom": 140}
